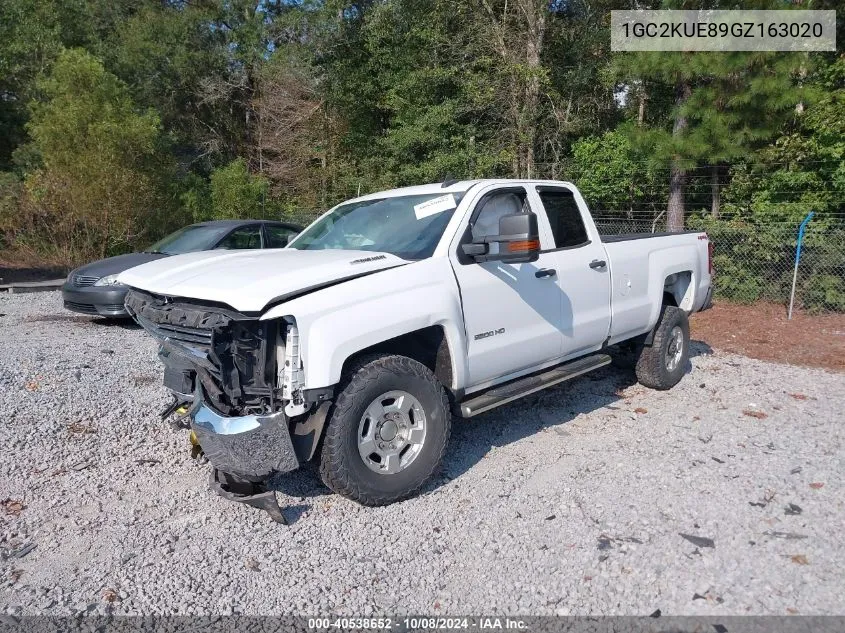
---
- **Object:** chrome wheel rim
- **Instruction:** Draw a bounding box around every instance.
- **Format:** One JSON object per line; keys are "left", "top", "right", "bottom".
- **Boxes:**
{"left": 666, "top": 325, "right": 684, "bottom": 372}
{"left": 357, "top": 390, "right": 427, "bottom": 475}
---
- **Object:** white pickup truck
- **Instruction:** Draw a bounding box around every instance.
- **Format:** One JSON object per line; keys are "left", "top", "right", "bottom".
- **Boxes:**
{"left": 121, "top": 178, "right": 713, "bottom": 521}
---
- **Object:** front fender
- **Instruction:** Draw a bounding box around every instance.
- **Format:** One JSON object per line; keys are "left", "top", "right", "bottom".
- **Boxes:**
{"left": 261, "top": 258, "right": 467, "bottom": 391}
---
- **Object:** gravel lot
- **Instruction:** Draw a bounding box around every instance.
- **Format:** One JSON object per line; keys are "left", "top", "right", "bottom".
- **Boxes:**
{"left": 1, "top": 291, "right": 843, "bottom": 616}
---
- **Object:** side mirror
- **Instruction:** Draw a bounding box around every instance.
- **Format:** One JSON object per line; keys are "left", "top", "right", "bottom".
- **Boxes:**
{"left": 462, "top": 212, "right": 540, "bottom": 263}
{"left": 461, "top": 243, "right": 487, "bottom": 257}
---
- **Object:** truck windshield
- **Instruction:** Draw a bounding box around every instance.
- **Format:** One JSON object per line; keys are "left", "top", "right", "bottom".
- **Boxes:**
{"left": 289, "top": 192, "right": 463, "bottom": 260}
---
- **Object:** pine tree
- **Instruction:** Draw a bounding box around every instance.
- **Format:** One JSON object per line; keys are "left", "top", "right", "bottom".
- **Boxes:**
{"left": 615, "top": 50, "right": 809, "bottom": 230}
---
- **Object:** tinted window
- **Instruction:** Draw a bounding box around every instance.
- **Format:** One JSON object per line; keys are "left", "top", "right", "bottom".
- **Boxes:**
{"left": 471, "top": 190, "right": 528, "bottom": 242}
{"left": 264, "top": 224, "right": 297, "bottom": 248}
{"left": 145, "top": 225, "right": 232, "bottom": 255}
{"left": 215, "top": 225, "right": 262, "bottom": 250}
{"left": 539, "top": 189, "right": 589, "bottom": 248}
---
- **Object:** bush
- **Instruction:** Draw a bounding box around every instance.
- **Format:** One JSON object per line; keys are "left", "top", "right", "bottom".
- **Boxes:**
{"left": 207, "top": 158, "right": 269, "bottom": 221}
{"left": 711, "top": 254, "right": 764, "bottom": 303}
{"left": 802, "top": 275, "right": 845, "bottom": 313}
{"left": 570, "top": 129, "right": 662, "bottom": 213}
{"left": 2, "top": 49, "right": 174, "bottom": 266}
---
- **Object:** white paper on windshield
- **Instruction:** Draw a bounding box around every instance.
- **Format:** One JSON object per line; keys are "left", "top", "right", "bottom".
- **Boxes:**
{"left": 414, "top": 193, "right": 456, "bottom": 220}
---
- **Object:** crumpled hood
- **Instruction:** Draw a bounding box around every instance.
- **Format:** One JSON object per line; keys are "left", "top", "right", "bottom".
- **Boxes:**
{"left": 117, "top": 248, "right": 407, "bottom": 312}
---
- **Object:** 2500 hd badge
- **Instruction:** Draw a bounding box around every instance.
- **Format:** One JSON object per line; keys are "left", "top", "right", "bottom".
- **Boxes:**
{"left": 474, "top": 328, "right": 505, "bottom": 341}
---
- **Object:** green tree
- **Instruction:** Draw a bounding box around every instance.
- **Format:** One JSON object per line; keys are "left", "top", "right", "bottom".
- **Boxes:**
{"left": 0, "top": 0, "right": 74, "bottom": 169}
{"left": 18, "top": 48, "right": 171, "bottom": 264}
{"left": 207, "top": 158, "right": 269, "bottom": 220}
{"left": 0, "top": 0, "right": 139, "bottom": 170}
{"left": 319, "top": 0, "right": 481, "bottom": 186}
{"left": 723, "top": 56, "right": 845, "bottom": 226}
{"left": 714, "top": 56, "right": 845, "bottom": 312}
{"left": 615, "top": 48, "right": 808, "bottom": 229}
{"left": 105, "top": 2, "right": 235, "bottom": 172}
{"left": 571, "top": 129, "right": 662, "bottom": 219}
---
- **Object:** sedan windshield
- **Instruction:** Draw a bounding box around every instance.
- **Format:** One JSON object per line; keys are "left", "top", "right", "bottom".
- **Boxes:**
{"left": 289, "top": 193, "right": 463, "bottom": 260}
{"left": 145, "top": 224, "right": 232, "bottom": 255}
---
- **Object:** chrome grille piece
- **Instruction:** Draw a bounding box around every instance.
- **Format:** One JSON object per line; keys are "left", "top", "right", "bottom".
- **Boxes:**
{"left": 73, "top": 274, "right": 99, "bottom": 287}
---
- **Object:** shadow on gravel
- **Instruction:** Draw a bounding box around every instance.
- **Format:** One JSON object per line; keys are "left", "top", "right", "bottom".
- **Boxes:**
{"left": 92, "top": 317, "right": 140, "bottom": 330}
{"left": 280, "top": 504, "right": 312, "bottom": 524}
{"left": 268, "top": 463, "right": 333, "bottom": 503}
{"left": 429, "top": 340, "right": 715, "bottom": 489}
{"left": 434, "top": 366, "right": 631, "bottom": 487}
{"left": 689, "top": 340, "right": 714, "bottom": 359}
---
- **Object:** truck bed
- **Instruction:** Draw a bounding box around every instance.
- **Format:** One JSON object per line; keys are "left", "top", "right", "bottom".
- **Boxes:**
{"left": 601, "top": 229, "right": 711, "bottom": 345}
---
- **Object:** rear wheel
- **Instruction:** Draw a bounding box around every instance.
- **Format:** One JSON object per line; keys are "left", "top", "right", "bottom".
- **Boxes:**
{"left": 319, "top": 354, "right": 451, "bottom": 506}
{"left": 635, "top": 305, "right": 690, "bottom": 390}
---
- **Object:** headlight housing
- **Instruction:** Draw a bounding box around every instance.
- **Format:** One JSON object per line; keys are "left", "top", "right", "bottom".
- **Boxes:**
{"left": 94, "top": 274, "right": 124, "bottom": 287}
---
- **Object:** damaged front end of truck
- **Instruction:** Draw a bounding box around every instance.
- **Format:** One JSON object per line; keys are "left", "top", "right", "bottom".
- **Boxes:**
{"left": 125, "top": 289, "right": 327, "bottom": 523}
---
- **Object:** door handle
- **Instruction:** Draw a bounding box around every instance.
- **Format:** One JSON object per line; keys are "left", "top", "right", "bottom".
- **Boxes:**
{"left": 535, "top": 268, "right": 556, "bottom": 278}
{"left": 589, "top": 260, "right": 607, "bottom": 270}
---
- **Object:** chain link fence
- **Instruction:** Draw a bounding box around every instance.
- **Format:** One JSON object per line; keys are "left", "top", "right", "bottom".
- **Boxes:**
{"left": 591, "top": 211, "right": 845, "bottom": 314}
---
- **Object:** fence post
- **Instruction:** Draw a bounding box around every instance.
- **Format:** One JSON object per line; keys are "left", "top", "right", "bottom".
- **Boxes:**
{"left": 788, "top": 211, "right": 815, "bottom": 320}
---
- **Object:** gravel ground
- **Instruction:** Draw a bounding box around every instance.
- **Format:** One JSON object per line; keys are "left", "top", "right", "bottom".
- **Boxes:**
{"left": 1, "top": 291, "right": 843, "bottom": 616}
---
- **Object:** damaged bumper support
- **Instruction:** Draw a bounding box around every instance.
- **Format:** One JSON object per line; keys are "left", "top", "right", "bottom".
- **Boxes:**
{"left": 191, "top": 400, "right": 300, "bottom": 524}
{"left": 125, "top": 289, "right": 278, "bottom": 416}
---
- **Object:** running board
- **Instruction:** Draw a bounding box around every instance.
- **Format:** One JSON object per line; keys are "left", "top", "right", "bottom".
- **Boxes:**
{"left": 459, "top": 354, "right": 612, "bottom": 418}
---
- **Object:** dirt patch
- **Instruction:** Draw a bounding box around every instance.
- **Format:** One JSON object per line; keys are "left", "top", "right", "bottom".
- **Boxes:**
{"left": 691, "top": 301, "right": 845, "bottom": 372}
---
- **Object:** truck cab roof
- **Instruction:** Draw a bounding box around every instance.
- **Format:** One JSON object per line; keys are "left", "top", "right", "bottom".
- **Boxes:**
{"left": 348, "top": 179, "right": 580, "bottom": 204}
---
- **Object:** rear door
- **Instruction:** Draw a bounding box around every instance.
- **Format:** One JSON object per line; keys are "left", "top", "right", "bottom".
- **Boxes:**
{"left": 450, "top": 185, "right": 563, "bottom": 388}
{"left": 535, "top": 185, "right": 611, "bottom": 356}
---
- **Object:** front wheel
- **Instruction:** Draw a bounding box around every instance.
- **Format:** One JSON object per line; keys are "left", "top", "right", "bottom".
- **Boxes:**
{"left": 635, "top": 305, "right": 690, "bottom": 390}
{"left": 319, "top": 354, "right": 451, "bottom": 506}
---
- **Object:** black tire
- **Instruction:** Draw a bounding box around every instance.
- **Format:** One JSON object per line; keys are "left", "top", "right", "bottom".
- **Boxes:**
{"left": 318, "top": 354, "right": 451, "bottom": 506}
{"left": 634, "top": 305, "right": 690, "bottom": 390}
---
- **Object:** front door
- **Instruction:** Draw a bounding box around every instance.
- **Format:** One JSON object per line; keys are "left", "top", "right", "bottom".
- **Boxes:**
{"left": 451, "top": 186, "right": 563, "bottom": 388}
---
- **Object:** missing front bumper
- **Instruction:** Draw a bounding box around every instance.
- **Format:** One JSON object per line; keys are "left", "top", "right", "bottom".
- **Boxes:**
{"left": 125, "top": 288, "right": 279, "bottom": 416}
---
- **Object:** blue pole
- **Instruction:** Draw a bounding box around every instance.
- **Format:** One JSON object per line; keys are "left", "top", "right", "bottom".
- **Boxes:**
{"left": 788, "top": 211, "right": 815, "bottom": 320}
